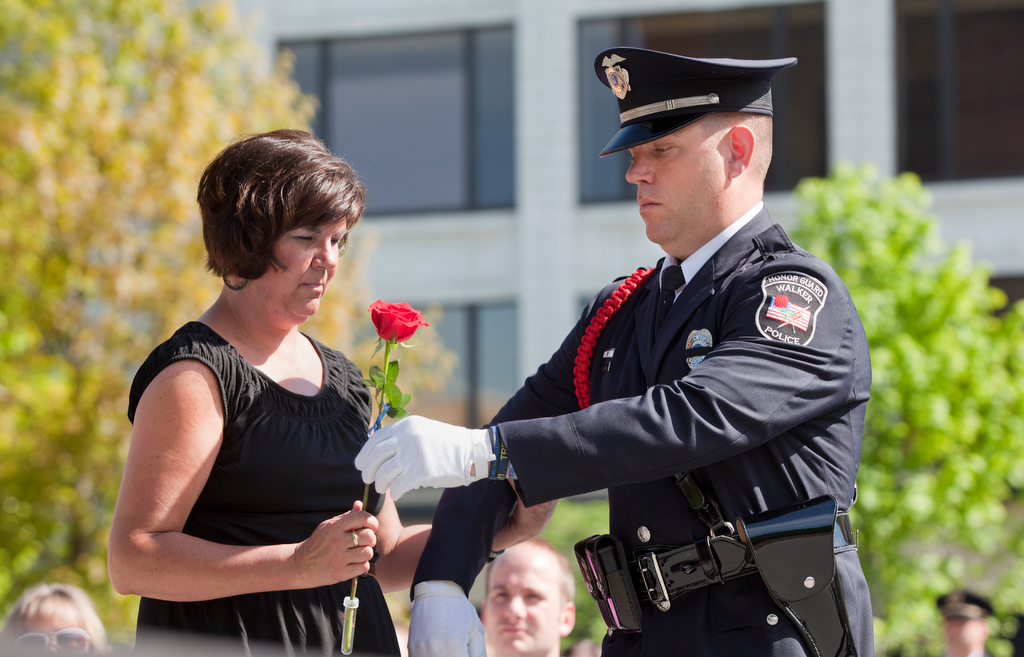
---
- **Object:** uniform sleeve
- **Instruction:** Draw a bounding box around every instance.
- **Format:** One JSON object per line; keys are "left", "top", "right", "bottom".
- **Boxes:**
{"left": 502, "top": 259, "right": 870, "bottom": 506}
{"left": 411, "top": 480, "right": 518, "bottom": 594}
{"left": 411, "top": 294, "right": 609, "bottom": 592}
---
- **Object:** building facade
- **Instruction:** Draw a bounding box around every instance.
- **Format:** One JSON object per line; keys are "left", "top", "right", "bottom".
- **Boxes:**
{"left": 236, "top": 0, "right": 1024, "bottom": 436}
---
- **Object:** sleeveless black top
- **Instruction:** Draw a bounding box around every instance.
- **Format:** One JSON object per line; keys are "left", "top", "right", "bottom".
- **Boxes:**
{"left": 127, "top": 322, "right": 400, "bottom": 655}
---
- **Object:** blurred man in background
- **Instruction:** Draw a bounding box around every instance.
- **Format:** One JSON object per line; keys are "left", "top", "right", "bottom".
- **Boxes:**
{"left": 482, "top": 540, "right": 575, "bottom": 657}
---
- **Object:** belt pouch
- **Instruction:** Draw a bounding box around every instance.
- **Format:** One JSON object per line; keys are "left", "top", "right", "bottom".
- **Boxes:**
{"left": 574, "top": 534, "right": 643, "bottom": 632}
{"left": 739, "top": 496, "right": 858, "bottom": 657}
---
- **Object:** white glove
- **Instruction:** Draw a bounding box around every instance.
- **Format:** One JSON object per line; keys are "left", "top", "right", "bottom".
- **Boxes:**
{"left": 407, "top": 580, "right": 486, "bottom": 657}
{"left": 354, "top": 415, "right": 493, "bottom": 501}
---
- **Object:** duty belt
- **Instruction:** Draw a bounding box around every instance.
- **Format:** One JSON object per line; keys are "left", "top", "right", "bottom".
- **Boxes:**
{"left": 630, "top": 512, "right": 856, "bottom": 609}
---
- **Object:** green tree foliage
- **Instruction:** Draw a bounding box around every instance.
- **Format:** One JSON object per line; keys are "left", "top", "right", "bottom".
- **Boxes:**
{"left": 0, "top": 0, "right": 451, "bottom": 643}
{"left": 0, "top": 0, "right": 310, "bottom": 638}
{"left": 792, "top": 165, "right": 1024, "bottom": 655}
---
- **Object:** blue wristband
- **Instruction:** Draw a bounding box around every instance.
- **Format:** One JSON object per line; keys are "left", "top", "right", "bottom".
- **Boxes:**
{"left": 488, "top": 426, "right": 513, "bottom": 481}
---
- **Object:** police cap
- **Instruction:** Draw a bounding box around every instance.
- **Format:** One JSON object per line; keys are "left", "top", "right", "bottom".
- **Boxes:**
{"left": 593, "top": 47, "right": 797, "bottom": 156}
{"left": 936, "top": 590, "right": 994, "bottom": 620}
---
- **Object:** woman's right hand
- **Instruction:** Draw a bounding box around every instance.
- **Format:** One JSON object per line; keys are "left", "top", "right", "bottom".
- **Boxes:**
{"left": 109, "top": 353, "right": 386, "bottom": 601}
{"left": 294, "top": 501, "right": 380, "bottom": 587}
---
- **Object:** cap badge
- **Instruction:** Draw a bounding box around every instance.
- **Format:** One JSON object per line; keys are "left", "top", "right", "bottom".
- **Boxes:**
{"left": 602, "top": 54, "right": 631, "bottom": 100}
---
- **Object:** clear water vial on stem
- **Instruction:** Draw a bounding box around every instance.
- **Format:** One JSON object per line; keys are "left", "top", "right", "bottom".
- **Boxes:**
{"left": 341, "top": 595, "right": 359, "bottom": 655}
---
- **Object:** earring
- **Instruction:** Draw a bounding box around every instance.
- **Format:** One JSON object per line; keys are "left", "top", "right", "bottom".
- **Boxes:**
{"left": 223, "top": 275, "right": 249, "bottom": 291}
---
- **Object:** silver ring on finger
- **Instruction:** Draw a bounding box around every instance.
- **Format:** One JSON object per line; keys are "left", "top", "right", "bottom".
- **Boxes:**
{"left": 351, "top": 531, "right": 359, "bottom": 548}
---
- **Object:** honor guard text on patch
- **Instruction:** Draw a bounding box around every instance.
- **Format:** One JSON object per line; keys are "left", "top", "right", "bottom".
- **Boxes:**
{"left": 756, "top": 272, "right": 828, "bottom": 346}
{"left": 602, "top": 54, "right": 631, "bottom": 99}
{"left": 685, "top": 329, "right": 713, "bottom": 369}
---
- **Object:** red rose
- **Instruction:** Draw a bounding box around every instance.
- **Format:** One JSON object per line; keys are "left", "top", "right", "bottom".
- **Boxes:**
{"left": 774, "top": 294, "right": 789, "bottom": 308}
{"left": 368, "top": 300, "right": 430, "bottom": 343}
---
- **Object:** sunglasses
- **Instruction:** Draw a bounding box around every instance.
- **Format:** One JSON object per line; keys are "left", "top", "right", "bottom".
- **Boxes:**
{"left": 14, "top": 628, "right": 91, "bottom": 653}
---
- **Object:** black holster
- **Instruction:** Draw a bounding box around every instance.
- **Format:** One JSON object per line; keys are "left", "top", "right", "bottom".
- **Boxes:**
{"left": 573, "top": 534, "right": 643, "bottom": 633}
{"left": 738, "top": 495, "right": 858, "bottom": 657}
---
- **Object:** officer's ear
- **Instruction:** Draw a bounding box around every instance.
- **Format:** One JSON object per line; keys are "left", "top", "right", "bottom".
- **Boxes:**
{"left": 725, "top": 123, "right": 756, "bottom": 179}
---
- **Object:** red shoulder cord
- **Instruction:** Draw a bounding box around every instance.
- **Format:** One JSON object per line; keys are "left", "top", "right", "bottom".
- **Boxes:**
{"left": 574, "top": 267, "right": 655, "bottom": 409}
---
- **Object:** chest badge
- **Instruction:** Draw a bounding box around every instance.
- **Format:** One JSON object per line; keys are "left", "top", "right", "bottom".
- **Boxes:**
{"left": 602, "top": 54, "right": 631, "bottom": 100}
{"left": 756, "top": 272, "right": 828, "bottom": 346}
{"left": 685, "top": 329, "right": 713, "bottom": 369}
{"left": 602, "top": 348, "right": 615, "bottom": 372}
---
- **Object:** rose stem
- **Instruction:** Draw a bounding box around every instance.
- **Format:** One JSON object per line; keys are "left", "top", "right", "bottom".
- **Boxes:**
{"left": 346, "top": 338, "right": 394, "bottom": 642}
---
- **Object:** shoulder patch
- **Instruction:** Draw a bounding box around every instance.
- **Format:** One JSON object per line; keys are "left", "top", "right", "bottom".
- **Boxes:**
{"left": 755, "top": 272, "right": 828, "bottom": 346}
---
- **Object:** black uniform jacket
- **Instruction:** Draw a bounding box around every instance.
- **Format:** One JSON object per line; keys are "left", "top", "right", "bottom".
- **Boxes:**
{"left": 413, "top": 209, "right": 874, "bottom": 657}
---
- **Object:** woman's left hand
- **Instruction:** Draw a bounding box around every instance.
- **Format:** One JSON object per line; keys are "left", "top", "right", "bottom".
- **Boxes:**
{"left": 493, "top": 499, "right": 557, "bottom": 552}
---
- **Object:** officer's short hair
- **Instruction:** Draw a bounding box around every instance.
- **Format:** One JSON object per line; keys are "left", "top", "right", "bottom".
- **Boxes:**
{"left": 698, "top": 112, "right": 774, "bottom": 181}
{"left": 487, "top": 539, "right": 576, "bottom": 606}
{"left": 198, "top": 129, "right": 365, "bottom": 280}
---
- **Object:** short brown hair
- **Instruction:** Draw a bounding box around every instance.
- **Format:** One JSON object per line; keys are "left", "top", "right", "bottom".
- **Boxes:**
{"left": 198, "top": 129, "right": 365, "bottom": 280}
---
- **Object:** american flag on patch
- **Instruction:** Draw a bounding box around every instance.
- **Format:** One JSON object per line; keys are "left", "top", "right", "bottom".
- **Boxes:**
{"left": 766, "top": 294, "right": 811, "bottom": 332}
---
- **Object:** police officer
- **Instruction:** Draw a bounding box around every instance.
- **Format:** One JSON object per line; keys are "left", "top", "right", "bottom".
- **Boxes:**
{"left": 357, "top": 47, "right": 874, "bottom": 657}
{"left": 937, "top": 591, "right": 993, "bottom": 657}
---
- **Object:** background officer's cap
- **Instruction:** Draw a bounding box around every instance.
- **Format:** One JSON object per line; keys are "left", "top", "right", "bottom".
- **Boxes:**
{"left": 593, "top": 47, "right": 797, "bottom": 156}
{"left": 936, "top": 590, "right": 994, "bottom": 620}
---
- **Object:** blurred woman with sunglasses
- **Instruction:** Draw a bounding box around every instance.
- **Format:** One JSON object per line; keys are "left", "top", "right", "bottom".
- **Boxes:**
{"left": 1, "top": 583, "right": 108, "bottom": 653}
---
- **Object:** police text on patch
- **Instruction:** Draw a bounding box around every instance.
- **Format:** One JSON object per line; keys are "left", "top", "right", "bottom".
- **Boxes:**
{"left": 755, "top": 272, "right": 828, "bottom": 346}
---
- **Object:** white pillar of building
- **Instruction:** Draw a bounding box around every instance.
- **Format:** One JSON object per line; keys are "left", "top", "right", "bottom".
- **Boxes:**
{"left": 826, "top": 0, "right": 897, "bottom": 176}
{"left": 514, "top": 0, "right": 580, "bottom": 378}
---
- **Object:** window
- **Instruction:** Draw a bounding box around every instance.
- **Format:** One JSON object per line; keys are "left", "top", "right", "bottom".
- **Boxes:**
{"left": 414, "top": 303, "right": 519, "bottom": 429}
{"left": 579, "top": 4, "right": 827, "bottom": 201}
{"left": 897, "top": 0, "right": 1024, "bottom": 180}
{"left": 281, "top": 28, "right": 515, "bottom": 214}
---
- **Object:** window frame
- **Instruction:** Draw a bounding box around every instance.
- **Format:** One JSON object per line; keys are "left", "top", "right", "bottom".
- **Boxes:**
{"left": 896, "top": 0, "right": 1024, "bottom": 181}
{"left": 280, "top": 26, "right": 516, "bottom": 215}
{"left": 577, "top": 4, "right": 827, "bottom": 203}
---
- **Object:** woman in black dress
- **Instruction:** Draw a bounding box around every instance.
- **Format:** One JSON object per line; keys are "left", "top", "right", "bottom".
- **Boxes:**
{"left": 107, "top": 130, "right": 548, "bottom": 655}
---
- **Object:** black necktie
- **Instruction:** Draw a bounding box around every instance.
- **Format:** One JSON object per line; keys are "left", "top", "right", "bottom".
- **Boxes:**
{"left": 656, "top": 264, "right": 686, "bottom": 333}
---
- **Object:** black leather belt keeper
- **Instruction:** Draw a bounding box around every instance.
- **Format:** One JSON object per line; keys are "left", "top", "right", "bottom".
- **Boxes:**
{"left": 630, "top": 534, "right": 759, "bottom": 607}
